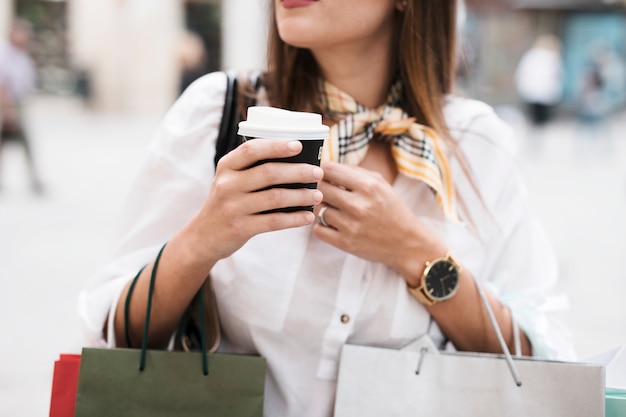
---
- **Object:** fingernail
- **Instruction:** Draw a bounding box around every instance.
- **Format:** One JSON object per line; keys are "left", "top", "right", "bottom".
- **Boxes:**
{"left": 304, "top": 212, "right": 315, "bottom": 224}
{"left": 287, "top": 141, "right": 301, "bottom": 151}
{"left": 312, "top": 190, "right": 323, "bottom": 203}
{"left": 313, "top": 167, "right": 324, "bottom": 180}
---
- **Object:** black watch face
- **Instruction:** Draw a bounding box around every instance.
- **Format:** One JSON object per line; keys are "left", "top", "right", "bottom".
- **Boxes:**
{"left": 424, "top": 260, "right": 459, "bottom": 300}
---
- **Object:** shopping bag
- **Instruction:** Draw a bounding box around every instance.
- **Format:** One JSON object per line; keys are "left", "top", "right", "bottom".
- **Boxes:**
{"left": 74, "top": 347, "right": 265, "bottom": 417}
{"left": 334, "top": 277, "right": 605, "bottom": 417}
{"left": 74, "top": 244, "right": 266, "bottom": 417}
{"left": 49, "top": 354, "right": 81, "bottom": 417}
{"left": 335, "top": 343, "right": 604, "bottom": 417}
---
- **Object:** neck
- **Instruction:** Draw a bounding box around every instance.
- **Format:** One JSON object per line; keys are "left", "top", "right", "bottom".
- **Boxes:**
{"left": 311, "top": 34, "right": 396, "bottom": 109}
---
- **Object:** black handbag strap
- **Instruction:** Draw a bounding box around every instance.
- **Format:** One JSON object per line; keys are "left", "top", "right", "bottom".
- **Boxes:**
{"left": 213, "top": 70, "right": 260, "bottom": 167}
{"left": 214, "top": 70, "right": 240, "bottom": 167}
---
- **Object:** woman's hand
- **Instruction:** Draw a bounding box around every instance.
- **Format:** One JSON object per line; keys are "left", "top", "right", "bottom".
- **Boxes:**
{"left": 182, "top": 139, "right": 324, "bottom": 264}
{"left": 313, "top": 161, "right": 446, "bottom": 283}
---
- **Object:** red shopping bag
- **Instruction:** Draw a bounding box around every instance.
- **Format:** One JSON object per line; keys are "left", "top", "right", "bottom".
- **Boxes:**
{"left": 49, "top": 354, "right": 81, "bottom": 417}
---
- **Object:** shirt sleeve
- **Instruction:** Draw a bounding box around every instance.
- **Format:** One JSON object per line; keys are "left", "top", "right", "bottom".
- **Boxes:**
{"left": 78, "top": 71, "right": 227, "bottom": 347}
{"left": 446, "top": 97, "right": 577, "bottom": 361}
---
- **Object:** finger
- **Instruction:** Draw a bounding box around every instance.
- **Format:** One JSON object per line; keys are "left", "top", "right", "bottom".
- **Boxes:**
{"left": 315, "top": 203, "right": 337, "bottom": 229}
{"left": 315, "top": 204, "right": 352, "bottom": 233}
{"left": 249, "top": 187, "right": 323, "bottom": 214}
{"left": 320, "top": 161, "right": 370, "bottom": 192}
{"left": 222, "top": 139, "right": 303, "bottom": 171}
{"left": 313, "top": 214, "right": 344, "bottom": 240}
{"left": 249, "top": 210, "right": 317, "bottom": 235}
{"left": 243, "top": 162, "right": 324, "bottom": 193}
{"left": 317, "top": 179, "right": 352, "bottom": 210}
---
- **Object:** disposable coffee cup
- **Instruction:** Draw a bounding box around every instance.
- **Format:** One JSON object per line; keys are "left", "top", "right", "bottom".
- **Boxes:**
{"left": 238, "top": 106, "right": 329, "bottom": 213}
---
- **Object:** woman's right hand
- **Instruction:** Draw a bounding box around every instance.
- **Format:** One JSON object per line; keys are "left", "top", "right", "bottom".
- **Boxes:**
{"left": 182, "top": 138, "right": 324, "bottom": 265}
{"left": 114, "top": 139, "right": 324, "bottom": 349}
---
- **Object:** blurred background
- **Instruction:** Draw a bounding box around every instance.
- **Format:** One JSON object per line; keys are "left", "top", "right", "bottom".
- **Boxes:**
{"left": 0, "top": 0, "right": 625, "bottom": 415}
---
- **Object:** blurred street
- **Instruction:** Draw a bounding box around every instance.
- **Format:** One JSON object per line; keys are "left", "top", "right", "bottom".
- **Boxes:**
{"left": 0, "top": 95, "right": 162, "bottom": 417}
{"left": 1, "top": 95, "right": 626, "bottom": 416}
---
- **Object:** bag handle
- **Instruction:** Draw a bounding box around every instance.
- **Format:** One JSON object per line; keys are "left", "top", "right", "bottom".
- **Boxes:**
{"left": 512, "top": 317, "right": 521, "bottom": 358}
{"left": 472, "top": 276, "right": 522, "bottom": 386}
{"left": 419, "top": 278, "right": 522, "bottom": 386}
{"left": 124, "top": 265, "right": 146, "bottom": 347}
{"left": 135, "top": 244, "right": 209, "bottom": 376}
{"left": 175, "top": 278, "right": 221, "bottom": 354}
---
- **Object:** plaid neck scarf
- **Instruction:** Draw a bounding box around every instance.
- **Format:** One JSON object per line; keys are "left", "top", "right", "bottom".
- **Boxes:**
{"left": 320, "top": 79, "right": 457, "bottom": 220}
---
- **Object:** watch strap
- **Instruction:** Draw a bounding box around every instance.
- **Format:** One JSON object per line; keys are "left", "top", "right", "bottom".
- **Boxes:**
{"left": 407, "top": 284, "right": 436, "bottom": 306}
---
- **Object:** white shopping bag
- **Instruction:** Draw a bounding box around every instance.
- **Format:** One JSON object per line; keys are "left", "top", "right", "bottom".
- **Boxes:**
{"left": 334, "top": 343, "right": 604, "bottom": 417}
{"left": 334, "top": 277, "right": 605, "bottom": 417}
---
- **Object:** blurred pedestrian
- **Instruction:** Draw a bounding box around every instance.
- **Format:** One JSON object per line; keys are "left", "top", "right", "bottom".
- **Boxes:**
{"left": 0, "top": 18, "right": 42, "bottom": 193}
{"left": 515, "top": 34, "right": 564, "bottom": 126}
{"left": 598, "top": 46, "right": 626, "bottom": 113}
{"left": 577, "top": 54, "right": 608, "bottom": 126}
{"left": 577, "top": 43, "right": 626, "bottom": 123}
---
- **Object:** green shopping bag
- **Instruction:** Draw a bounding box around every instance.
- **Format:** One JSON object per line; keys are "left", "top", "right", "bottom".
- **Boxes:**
{"left": 74, "top": 245, "right": 266, "bottom": 416}
{"left": 74, "top": 348, "right": 265, "bottom": 416}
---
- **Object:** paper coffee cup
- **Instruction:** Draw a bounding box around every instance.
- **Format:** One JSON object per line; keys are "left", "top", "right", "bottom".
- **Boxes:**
{"left": 238, "top": 106, "right": 329, "bottom": 213}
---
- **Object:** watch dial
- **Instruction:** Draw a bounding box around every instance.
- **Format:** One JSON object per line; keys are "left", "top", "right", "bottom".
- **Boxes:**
{"left": 425, "top": 260, "right": 459, "bottom": 300}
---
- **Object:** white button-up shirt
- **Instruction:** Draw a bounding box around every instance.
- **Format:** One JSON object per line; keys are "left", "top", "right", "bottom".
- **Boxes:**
{"left": 79, "top": 71, "right": 576, "bottom": 417}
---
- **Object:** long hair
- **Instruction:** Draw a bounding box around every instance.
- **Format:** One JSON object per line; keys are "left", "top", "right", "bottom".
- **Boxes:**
{"left": 257, "top": 1, "right": 485, "bottom": 223}
{"left": 264, "top": 0, "right": 458, "bottom": 139}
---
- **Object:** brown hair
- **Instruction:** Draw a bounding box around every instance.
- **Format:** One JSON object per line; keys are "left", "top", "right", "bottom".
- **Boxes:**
{"left": 258, "top": 1, "right": 482, "bottom": 223}
{"left": 263, "top": 0, "right": 458, "bottom": 137}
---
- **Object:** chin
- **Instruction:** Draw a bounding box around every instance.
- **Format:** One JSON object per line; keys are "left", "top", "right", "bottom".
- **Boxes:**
{"left": 277, "top": 21, "right": 325, "bottom": 49}
{"left": 278, "top": 27, "right": 314, "bottom": 48}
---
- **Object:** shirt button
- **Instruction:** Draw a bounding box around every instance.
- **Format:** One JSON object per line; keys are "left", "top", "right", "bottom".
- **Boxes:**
{"left": 340, "top": 314, "right": 350, "bottom": 324}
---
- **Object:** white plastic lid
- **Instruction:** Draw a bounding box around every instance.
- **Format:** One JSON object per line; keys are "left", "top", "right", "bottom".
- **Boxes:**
{"left": 238, "top": 106, "right": 329, "bottom": 139}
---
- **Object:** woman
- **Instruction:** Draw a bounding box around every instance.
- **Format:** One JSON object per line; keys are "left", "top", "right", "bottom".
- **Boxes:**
{"left": 80, "top": 0, "right": 575, "bottom": 415}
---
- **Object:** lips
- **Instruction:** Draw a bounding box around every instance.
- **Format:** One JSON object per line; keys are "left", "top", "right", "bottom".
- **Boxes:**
{"left": 281, "top": 0, "right": 317, "bottom": 9}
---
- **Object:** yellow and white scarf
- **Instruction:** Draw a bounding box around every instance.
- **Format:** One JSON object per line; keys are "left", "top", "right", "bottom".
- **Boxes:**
{"left": 320, "top": 79, "right": 457, "bottom": 220}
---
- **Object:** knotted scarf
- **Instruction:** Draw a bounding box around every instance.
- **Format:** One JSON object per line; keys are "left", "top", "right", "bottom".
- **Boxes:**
{"left": 320, "top": 79, "right": 457, "bottom": 220}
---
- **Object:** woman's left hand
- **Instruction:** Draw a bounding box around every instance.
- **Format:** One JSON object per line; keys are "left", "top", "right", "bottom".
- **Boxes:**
{"left": 313, "top": 161, "right": 446, "bottom": 280}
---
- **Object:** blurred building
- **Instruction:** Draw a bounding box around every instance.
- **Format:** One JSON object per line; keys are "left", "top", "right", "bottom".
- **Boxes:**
{"left": 3, "top": 0, "right": 624, "bottom": 117}
{"left": 462, "top": 0, "right": 626, "bottom": 115}
{"left": 0, "top": 3, "right": 12, "bottom": 37}
{"left": 3, "top": 0, "right": 268, "bottom": 115}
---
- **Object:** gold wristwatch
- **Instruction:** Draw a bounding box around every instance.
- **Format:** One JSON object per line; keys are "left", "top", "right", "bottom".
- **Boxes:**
{"left": 407, "top": 253, "right": 462, "bottom": 306}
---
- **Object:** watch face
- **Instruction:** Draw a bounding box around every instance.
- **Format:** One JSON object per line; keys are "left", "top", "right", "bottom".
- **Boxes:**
{"left": 424, "top": 259, "right": 460, "bottom": 301}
